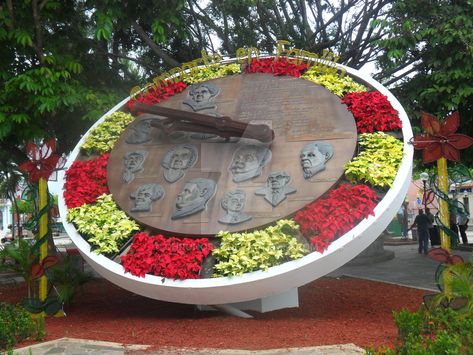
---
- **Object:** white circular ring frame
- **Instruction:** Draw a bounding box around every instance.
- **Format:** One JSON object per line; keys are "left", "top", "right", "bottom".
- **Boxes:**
{"left": 58, "top": 60, "right": 413, "bottom": 305}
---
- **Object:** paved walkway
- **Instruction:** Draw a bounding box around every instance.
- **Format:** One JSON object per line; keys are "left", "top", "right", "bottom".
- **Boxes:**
{"left": 13, "top": 339, "right": 364, "bottom": 355}
{"left": 329, "top": 242, "right": 472, "bottom": 291}
{"left": 5, "top": 234, "right": 472, "bottom": 354}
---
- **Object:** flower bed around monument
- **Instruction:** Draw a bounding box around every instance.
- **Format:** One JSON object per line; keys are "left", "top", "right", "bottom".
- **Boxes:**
{"left": 295, "top": 184, "right": 378, "bottom": 253}
{"left": 246, "top": 57, "right": 308, "bottom": 76}
{"left": 1, "top": 277, "right": 427, "bottom": 351}
{"left": 341, "top": 91, "right": 402, "bottom": 133}
{"left": 344, "top": 132, "right": 404, "bottom": 188}
{"left": 64, "top": 153, "right": 109, "bottom": 208}
{"left": 81, "top": 112, "right": 135, "bottom": 155}
{"left": 121, "top": 232, "right": 213, "bottom": 279}
{"left": 302, "top": 67, "right": 367, "bottom": 96}
{"left": 63, "top": 56, "right": 404, "bottom": 279}
{"left": 213, "top": 220, "right": 308, "bottom": 277}
{"left": 126, "top": 80, "right": 186, "bottom": 111}
{"left": 67, "top": 194, "right": 139, "bottom": 254}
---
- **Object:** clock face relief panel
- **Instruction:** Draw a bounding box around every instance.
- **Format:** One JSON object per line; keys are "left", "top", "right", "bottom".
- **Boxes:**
{"left": 107, "top": 73, "right": 358, "bottom": 236}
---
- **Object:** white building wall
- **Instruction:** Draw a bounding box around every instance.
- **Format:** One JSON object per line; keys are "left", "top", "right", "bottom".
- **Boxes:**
{"left": 0, "top": 199, "right": 13, "bottom": 234}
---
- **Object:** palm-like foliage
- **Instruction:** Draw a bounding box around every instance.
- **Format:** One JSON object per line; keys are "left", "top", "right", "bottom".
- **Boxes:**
{"left": 437, "top": 260, "right": 473, "bottom": 316}
{"left": 0, "top": 238, "right": 38, "bottom": 297}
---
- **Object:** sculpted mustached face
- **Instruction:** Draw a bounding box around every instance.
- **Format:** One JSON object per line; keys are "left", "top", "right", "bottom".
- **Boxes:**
{"left": 124, "top": 152, "right": 145, "bottom": 170}
{"left": 190, "top": 85, "right": 212, "bottom": 103}
{"left": 299, "top": 142, "right": 333, "bottom": 179}
{"left": 170, "top": 147, "right": 192, "bottom": 169}
{"left": 300, "top": 145, "right": 324, "bottom": 168}
{"left": 268, "top": 172, "right": 289, "bottom": 190}
{"left": 229, "top": 145, "right": 271, "bottom": 182}
{"left": 231, "top": 148, "right": 260, "bottom": 174}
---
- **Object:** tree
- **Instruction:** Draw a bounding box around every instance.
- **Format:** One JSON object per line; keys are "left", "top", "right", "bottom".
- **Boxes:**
{"left": 0, "top": 166, "right": 23, "bottom": 238}
{"left": 0, "top": 0, "right": 139, "bottom": 165}
{"left": 186, "top": 0, "right": 391, "bottom": 69}
{"left": 375, "top": 0, "right": 473, "bottom": 164}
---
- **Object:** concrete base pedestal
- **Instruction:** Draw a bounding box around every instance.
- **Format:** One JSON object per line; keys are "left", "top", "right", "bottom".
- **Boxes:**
{"left": 347, "top": 234, "right": 395, "bottom": 266}
{"left": 198, "top": 288, "right": 299, "bottom": 317}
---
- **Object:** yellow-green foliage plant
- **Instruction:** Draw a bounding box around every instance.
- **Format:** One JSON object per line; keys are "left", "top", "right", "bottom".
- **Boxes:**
{"left": 302, "top": 67, "right": 366, "bottom": 96}
{"left": 213, "top": 219, "right": 309, "bottom": 277}
{"left": 183, "top": 63, "right": 241, "bottom": 85}
{"left": 81, "top": 111, "right": 135, "bottom": 155}
{"left": 344, "top": 132, "right": 404, "bottom": 188}
{"left": 67, "top": 194, "right": 140, "bottom": 254}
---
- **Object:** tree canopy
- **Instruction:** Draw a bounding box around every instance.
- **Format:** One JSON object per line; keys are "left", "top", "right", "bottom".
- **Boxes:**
{"left": 375, "top": 0, "right": 473, "bottom": 164}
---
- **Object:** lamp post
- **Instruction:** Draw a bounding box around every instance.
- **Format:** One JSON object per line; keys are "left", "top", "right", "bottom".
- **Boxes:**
{"left": 420, "top": 172, "right": 429, "bottom": 210}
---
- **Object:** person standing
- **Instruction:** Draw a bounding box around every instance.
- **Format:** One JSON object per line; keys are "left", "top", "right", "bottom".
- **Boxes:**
{"left": 457, "top": 213, "right": 469, "bottom": 245}
{"left": 449, "top": 211, "right": 460, "bottom": 245}
{"left": 425, "top": 208, "right": 439, "bottom": 246}
{"left": 397, "top": 202, "right": 409, "bottom": 239}
{"left": 409, "top": 209, "right": 431, "bottom": 254}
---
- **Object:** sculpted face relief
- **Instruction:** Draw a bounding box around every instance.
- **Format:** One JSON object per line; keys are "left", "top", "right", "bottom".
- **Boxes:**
{"left": 299, "top": 142, "right": 333, "bottom": 180}
{"left": 130, "top": 184, "right": 164, "bottom": 212}
{"left": 171, "top": 178, "right": 216, "bottom": 220}
{"left": 229, "top": 145, "right": 272, "bottom": 183}
{"left": 111, "top": 72, "right": 357, "bottom": 236}
{"left": 255, "top": 171, "right": 297, "bottom": 207}
{"left": 219, "top": 190, "right": 252, "bottom": 225}
{"left": 161, "top": 144, "right": 198, "bottom": 183}
{"left": 122, "top": 151, "right": 148, "bottom": 183}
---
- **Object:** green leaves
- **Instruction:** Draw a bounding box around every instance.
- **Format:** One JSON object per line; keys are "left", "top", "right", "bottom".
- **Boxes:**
{"left": 4, "top": 66, "right": 83, "bottom": 116}
{"left": 12, "top": 29, "right": 33, "bottom": 46}
{"left": 376, "top": 1, "right": 473, "bottom": 164}
{"left": 152, "top": 20, "right": 166, "bottom": 43}
{"left": 10, "top": 114, "right": 29, "bottom": 124}
{"left": 183, "top": 64, "right": 241, "bottom": 85}
{"left": 67, "top": 194, "right": 140, "bottom": 255}
{"left": 213, "top": 220, "right": 308, "bottom": 277}
{"left": 302, "top": 68, "right": 367, "bottom": 97}
{"left": 344, "top": 132, "right": 404, "bottom": 189}
{"left": 94, "top": 11, "right": 113, "bottom": 41}
{"left": 81, "top": 111, "right": 135, "bottom": 155}
{"left": 0, "top": 303, "right": 35, "bottom": 351}
{"left": 65, "top": 61, "right": 83, "bottom": 74}
{"left": 381, "top": 307, "right": 473, "bottom": 354}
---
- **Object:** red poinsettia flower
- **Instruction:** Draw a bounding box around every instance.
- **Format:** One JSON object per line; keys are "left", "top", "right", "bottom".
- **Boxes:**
{"left": 412, "top": 111, "right": 473, "bottom": 164}
{"left": 295, "top": 184, "right": 377, "bottom": 253}
{"left": 19, "top": 138, "right": 61, "bottom": 183}
{"left": 246, "top": 57, "right": 308, "bottom": 77}
{"left": 121, "top": 232, "right": 213, "bottom": 279}
{"left": 64, "top": 153, "right": 110, "bottom": 208}
{"left": 127, "top": 81, "right": 187, "bottom": 111}
{"left": 341, "top": 91, "right": 402, "bottom": 133}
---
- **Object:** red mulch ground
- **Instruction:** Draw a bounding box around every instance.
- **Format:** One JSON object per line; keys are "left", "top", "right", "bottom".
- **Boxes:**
{"left": 0, "top": 277, "right": 427, "bottom": 351}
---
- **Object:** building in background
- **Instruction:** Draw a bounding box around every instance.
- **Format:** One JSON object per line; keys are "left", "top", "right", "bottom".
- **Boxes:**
{"left": 0, "top": 197, "right": 13, "bottom": 238}
{"left": 450, "top": 180, "right": 472, "bottom": 214}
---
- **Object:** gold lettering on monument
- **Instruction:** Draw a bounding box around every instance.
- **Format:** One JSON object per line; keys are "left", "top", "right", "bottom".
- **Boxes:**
{"left": 129, "top": 40, "right": 345, "bottom": 97}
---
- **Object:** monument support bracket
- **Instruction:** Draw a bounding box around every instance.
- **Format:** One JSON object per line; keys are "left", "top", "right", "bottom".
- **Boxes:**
{"left": 206, "top": 304, "right": 254, "bottom": 318}
{"left": 198, "top": 287, "right": 299, "bottom": 317}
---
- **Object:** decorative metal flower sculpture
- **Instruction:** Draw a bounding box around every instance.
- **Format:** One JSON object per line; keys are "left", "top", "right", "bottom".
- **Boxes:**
{"left": 411, "top": 111, "right": 473, "bottom": 163}
{"left": 19, "top": 138, "right": 61, "bottom": 182}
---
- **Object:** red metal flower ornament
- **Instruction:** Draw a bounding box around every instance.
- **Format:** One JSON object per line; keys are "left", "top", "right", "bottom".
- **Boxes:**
{"left": 411, "top": 111, "right": 473, "bottom": 164}
{"left": 19, "top": 138, "right": 61, "bottom": 183}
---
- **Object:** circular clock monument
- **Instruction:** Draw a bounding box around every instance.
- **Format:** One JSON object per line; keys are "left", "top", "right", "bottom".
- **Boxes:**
{"left": 58, "top": 56, "right": 413, "bottom": 312}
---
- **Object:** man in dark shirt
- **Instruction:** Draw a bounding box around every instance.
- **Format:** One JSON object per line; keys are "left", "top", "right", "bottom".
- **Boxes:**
{"left": 409, "top": 209, "right": 431, "bottom": 254}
